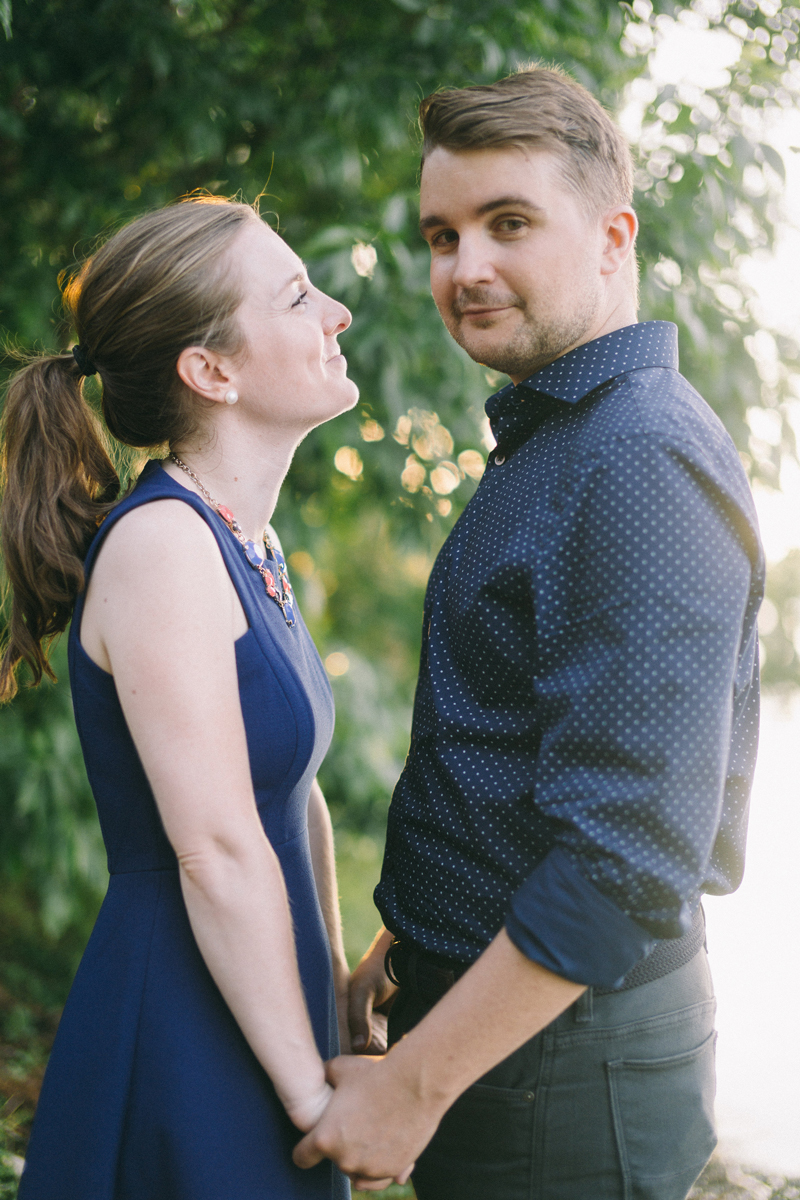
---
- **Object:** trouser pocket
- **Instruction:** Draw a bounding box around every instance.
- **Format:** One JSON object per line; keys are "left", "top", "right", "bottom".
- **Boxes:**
{"left": 412, "top": 1082, "right": 536, "bottom": 1200}
{"left": 606, "top": 1029, "right": 717, "bottom": 1200}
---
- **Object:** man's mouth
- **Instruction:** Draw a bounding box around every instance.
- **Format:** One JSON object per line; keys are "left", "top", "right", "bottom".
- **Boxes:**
{"left": 460, "top": 312, "right": 510, "bottom": 321}
{"left": 454, "top": 297, "right": 520, "bottom": 321}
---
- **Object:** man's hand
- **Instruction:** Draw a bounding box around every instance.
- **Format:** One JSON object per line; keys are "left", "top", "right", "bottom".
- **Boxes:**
{"left": 348, "top": 927, "right": 397, "bottom": 1054}
{"left": 300, "top": 927, "right": 584, "bottom": 1187}
{"left": 292, "top": 1053, "right": 438, "bottom": 1188}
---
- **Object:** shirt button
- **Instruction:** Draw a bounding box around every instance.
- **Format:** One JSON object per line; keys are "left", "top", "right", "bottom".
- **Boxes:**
{"left": 494, "top": 453, "right": 506, "bottom": 465}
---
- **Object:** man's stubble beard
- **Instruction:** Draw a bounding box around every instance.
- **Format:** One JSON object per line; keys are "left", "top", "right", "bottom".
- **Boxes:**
{"left": 444, "top": 289, "right": 601, "bottom": 381}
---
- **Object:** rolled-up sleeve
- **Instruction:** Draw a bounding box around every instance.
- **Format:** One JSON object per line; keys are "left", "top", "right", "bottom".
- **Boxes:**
{"left": 505, "top": 433, "right": 755, "bottom": 986}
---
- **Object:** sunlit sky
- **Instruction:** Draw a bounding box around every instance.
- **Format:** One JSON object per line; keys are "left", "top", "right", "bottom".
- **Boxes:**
{"left": 621, "top": 7, "right": 800, "bottom": 564}
{"left": 623, "top": 9, "right": 800, "bottom": 1177}
{"left": 740, "top": 96, "right": 800, "bottom": 564}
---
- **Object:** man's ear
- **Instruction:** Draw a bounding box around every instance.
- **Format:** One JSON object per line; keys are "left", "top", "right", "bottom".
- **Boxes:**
{"left": 176, "top": 345, "right": 234, "bottom": 403}
{"left": 600, "top": 207, "right": 638, "bottom": 277}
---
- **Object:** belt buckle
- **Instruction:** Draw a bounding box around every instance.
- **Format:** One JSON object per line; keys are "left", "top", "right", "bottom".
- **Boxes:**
{"left": 386, "top": 940, "right": 459, "bottom": 1002}
{"left": 385, "top": 938, "right": 403, "bottom": 987}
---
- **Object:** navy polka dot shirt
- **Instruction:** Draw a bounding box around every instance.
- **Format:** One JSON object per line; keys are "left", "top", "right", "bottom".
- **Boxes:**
{"left": 375, "top": 321, "right": 765, "bottom": 989}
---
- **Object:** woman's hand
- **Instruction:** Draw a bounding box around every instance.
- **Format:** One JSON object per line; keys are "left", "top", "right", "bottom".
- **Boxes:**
{"left": 293, "top": 1055, "right": 424, "bottom": 1187}
{"left": 283, "top": 1081, "right": 335, "bottom": 1133}
{"left": 293, "top": 1059, "right": 414, "bottom": 1193}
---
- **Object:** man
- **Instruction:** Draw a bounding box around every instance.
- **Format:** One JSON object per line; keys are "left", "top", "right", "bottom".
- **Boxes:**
{"left": 295, "top": 66, "right": 764, "bottom": 1199}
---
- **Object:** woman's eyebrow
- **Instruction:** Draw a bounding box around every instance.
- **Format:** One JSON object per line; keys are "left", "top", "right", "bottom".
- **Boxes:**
{"left": 283, "top": 269, "right": 308, "bottom": 290}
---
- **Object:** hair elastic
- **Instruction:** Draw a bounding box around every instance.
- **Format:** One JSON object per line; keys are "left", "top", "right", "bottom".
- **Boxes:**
{"left": 72, "top": 345, "right": 98, "bottom": 377}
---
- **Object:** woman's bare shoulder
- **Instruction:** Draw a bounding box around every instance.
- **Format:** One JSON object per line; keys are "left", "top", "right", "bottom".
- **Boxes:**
{"left": 91, "top": 496, "right": 229, "bottom": 588}
{"left": 102, "top": 496, "right": 219, "bottom": 554}
{"left": 85, "top": 497, "right": 233, "bottom": 641}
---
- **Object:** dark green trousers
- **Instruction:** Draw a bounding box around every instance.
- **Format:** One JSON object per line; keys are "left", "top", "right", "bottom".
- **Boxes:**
{"left": 388, "top": 949, "right": 717, "bottom": 1200}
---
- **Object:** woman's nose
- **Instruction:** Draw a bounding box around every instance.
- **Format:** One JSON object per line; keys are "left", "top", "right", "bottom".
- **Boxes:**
{"left": 324, "top": 296, "right": 352, "bottom": 335}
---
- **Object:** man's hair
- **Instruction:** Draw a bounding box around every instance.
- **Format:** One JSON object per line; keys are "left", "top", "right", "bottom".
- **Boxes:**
{"left": 419, "top": 64, "right": 634, "bottom": 215}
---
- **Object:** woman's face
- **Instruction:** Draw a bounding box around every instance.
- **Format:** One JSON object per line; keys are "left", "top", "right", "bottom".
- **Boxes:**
{"left": 230, "top": 219, "right": 359, "bottom": 430}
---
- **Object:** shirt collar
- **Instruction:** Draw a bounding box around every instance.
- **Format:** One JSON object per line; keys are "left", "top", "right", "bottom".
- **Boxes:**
{"left": 485, "top": 322, "right": 679, "bottom": 452}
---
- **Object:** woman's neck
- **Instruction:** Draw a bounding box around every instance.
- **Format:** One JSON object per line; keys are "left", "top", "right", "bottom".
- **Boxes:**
{"left": 164, "top": 421, "right": 300, "bottom": 542}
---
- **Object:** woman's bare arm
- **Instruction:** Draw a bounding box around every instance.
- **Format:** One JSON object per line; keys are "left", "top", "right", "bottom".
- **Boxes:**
{"left": 84, "top": 499, "right": 330, "bottom": 1130}
{"left": 307, "top": 779, "right": 351, "bottom": 1052}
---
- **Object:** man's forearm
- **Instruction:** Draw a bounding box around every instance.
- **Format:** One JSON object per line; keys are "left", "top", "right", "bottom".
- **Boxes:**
{"left": 294, "top": 926, "right": 585, "bottom": 1180}
{"left": 385, "top": 927, "right": 585, "bottom": 1108}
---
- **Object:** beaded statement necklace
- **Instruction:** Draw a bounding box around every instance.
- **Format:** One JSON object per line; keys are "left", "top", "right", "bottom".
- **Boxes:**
{"left": 169, "top": 454, "right": 296, "bottom": 629}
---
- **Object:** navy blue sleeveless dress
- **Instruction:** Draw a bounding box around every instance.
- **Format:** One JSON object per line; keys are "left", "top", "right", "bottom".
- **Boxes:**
{"left": 19, "top": 461, "right": 349, "bottom": 1200}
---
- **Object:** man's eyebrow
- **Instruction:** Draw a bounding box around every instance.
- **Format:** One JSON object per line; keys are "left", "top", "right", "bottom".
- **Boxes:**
{"left": 419, "top": 213, "right": 449, "bottom": 233}
{"left": 419, "top": 196, "right": 544, "bottom": 233}
{"left": 476, "top": 195, "right": 544, "bottom": 218}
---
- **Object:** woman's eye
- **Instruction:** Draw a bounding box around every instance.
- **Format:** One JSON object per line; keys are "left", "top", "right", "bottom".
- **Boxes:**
{"left": 431, "top": 230, "right": 458, "bottom": 248}
{"left": 497, "top": 218, "right": 525, "bottom": 232}
{"left": 292, "top": 290, "right": 308, "bottom": 308}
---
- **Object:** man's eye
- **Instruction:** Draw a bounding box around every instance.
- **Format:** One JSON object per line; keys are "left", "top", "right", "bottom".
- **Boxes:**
{"left": 292, "top": 290, "right": 308, "bottom": 307}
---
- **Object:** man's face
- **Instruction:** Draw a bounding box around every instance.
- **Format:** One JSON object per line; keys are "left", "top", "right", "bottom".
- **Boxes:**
{"left": 419, "top": 145, "right": 610, "bottom": 382}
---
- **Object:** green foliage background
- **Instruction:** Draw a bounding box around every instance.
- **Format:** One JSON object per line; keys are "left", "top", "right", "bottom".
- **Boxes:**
{"left": 1, "top": 2, "right": 800, "bottom": 1169}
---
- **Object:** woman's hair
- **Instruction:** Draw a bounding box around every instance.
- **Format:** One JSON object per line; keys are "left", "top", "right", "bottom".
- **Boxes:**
{"left": 0, "top": 195, "right": 260, "bottom": 701}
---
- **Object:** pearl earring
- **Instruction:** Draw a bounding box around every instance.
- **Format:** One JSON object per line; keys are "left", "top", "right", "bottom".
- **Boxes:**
{"left": 224, "top": 389, "right": 238, "bottom": 405}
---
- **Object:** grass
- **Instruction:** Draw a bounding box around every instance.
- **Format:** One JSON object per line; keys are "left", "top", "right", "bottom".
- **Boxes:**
{"left": 336, "top": 830, "right": 385, "bottom": 967}
{"left": 0, "top": 1107, "right": 24, "bottom": 1199}
{"left": 0, "top": 885, "right": 75, "bottom": 1180}
{"left": 348, "top": 1159, "right": 800, "bottom": 1199}
{"left": 688, "top": 1160, "right": 800, "bottom": 1199}
{"left": 352, "top": 1187, "right": 414, "bottom": 1199}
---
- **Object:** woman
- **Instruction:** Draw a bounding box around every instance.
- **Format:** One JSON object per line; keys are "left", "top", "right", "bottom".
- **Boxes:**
{"left": 0, "top": 197, "right": 359, "bottom": 1198}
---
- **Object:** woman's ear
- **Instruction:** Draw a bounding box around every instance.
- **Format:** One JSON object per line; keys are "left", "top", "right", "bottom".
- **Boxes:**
{"left": 176, "top": 345, "right": 235, "bottom": 404}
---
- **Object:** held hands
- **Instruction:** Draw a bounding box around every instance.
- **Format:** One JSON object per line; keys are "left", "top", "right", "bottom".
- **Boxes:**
{"left": 287, "top": 1073, "right": 409, "bottom": 1193}
{"left": 294, "top": 926, "right": 586, "bottom": 1186}
{"left": 293, "top": 1055, "right": 427, "bottom": 1190}
{"left": 292, "top": 931, "right": 427, "bottom": 1188}
{"left": 283, "top": 1081, "right": 335, "bottom": 1134}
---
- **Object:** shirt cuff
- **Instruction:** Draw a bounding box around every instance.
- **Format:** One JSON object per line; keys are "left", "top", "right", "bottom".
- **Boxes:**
{"left": 505, "top": 846, "right": 656, "bottom": 988}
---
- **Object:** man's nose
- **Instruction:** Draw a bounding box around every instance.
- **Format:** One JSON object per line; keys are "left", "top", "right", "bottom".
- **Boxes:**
{"left": 450, "top": 235, "right": 497, "bottom": 290}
